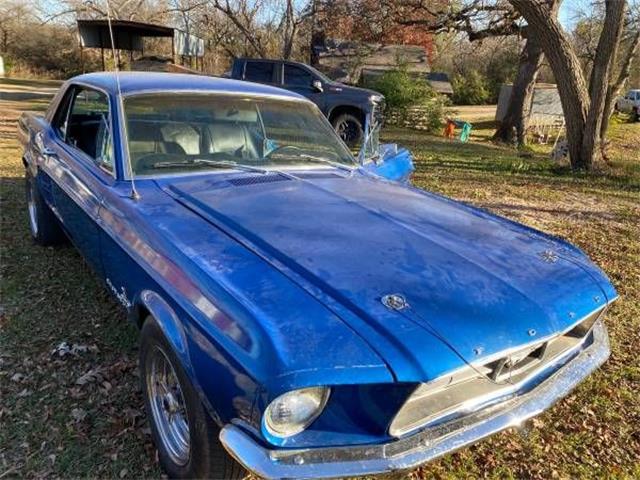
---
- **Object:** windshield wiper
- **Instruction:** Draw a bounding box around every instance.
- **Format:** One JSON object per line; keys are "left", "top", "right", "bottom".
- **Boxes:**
{"left": 296, "top": 154, "right": 355, "bottom": 172}
{"left": 152, "top": 159, "right": 268, "bottom": 174}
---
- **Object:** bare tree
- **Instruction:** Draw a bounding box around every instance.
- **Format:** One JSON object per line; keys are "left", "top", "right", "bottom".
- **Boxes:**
{"left": 509, "top": 0, "right": 627, "bottom": 170}
{"left": 492, "top": 37, "right": 544, "bottom": 145}
{"left": 205, "top": 0, "right": 306, "bottom": 60}
{"left": 492, "top": 0, "right": 560, "bottom": 146}
{"left": 600, "top": 13, "right": 640, "bottom": 139}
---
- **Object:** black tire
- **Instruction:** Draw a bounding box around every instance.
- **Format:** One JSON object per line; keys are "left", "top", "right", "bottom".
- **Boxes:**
{"left": 332, "top": 113, "right": 364, "bottom": 147}
{"left": 140, "top": 317, "right": 245, "bottom": 480}
{"left": 25, "top": 169, "right": 66, "bottom": 246}
{"left": 634, "top": 107, "right": 639, "bottom": 122}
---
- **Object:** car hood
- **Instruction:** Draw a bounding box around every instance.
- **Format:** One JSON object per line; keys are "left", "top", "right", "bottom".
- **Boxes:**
{"left": 157, "top": 170, "right": 615, "bottom": 381}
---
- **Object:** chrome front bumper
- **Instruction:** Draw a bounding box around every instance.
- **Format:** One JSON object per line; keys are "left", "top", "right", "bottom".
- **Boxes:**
{"left": 220, "top": 321, "right": 610, "bottom": 480}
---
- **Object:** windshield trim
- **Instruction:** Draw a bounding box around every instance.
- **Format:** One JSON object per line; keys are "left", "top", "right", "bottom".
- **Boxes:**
{"left": 120, "top": 88, "right": 311, "bottom": 103}
{"left": 134, "top": 164, "right": 355, "bottom": 180}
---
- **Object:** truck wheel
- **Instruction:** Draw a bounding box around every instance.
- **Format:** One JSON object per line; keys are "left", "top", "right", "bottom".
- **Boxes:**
{"left": 25, "top": 170, "right": 66, "bottom": 246}
{"left": 332, "top": 113, "right": 364, "bottom": 147}
{"left": 634, "top": 107, "right": 639, "bottom": 122}
{"left": 140, "top": 318, "right": 245, "bottom": 480}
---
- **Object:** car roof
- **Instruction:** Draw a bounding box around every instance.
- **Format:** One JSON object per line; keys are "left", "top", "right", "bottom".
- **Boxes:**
{"left": 69, "top": 71, "right": 307, "bottom": 100}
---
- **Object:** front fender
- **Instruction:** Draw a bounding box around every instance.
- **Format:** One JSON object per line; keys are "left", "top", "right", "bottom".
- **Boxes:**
{"left": 137, "top": 289, "right": 193, "bottom": 375}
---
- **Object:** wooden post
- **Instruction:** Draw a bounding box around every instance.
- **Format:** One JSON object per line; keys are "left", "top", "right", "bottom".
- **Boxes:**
{"left": 171, "top": 33, "right": 175, "bottom": 64}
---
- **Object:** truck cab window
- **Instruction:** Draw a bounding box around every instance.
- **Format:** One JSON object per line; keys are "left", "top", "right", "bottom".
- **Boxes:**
{"left": 244, "top": 61, "right": 274, "bottom": 83}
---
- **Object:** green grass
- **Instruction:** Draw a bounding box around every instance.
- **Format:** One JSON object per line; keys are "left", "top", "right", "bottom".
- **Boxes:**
{"left": 1, "top": 78, "right": 639, "bottom": 478}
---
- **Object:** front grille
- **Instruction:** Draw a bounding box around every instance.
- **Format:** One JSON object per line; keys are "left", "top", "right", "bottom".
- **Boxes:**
{"left": 389, "top": 308, "right": 604, "bottom": 437}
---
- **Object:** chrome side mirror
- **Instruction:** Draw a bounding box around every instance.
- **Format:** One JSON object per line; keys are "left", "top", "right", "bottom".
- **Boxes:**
{"left": 35, "top": 131, "right": 57, "bottom": 158}
{"left": 358, "top": 113, "right": 381, "bottom": 164}
{"left": 312, "top": 80, "right": 323, "bottom": 92}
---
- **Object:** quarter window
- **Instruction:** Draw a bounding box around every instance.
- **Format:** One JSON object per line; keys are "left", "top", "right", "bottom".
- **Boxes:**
{"left": 66, "top": 88, "right": 114, "bottom": 173}
{"left": 283, "top": 65, "right": 312, "bottom": 87}
{"left": 244, "top": 61, "right": 275, "bottom": 83}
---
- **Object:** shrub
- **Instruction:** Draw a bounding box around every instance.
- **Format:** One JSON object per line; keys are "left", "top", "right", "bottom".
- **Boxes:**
{"left": 451, "top": 70, "right": 491, "bottom": 105}
{"left": 372, "top": 67, "right": 434, "bottom": 112}
{"left": 370, "top": 67, "right": 448, "bottom": 132}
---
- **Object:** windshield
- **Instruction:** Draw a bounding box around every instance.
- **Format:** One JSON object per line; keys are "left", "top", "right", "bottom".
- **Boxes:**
{"left": 124, "top": 94, "right": 355, "bottom": 176}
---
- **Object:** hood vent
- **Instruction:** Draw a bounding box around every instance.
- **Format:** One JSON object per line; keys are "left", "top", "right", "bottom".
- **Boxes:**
{"left": 227, "top": 174, "right": 290, "bottom": 187}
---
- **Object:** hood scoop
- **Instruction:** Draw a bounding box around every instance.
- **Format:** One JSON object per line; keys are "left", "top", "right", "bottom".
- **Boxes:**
{"left": 227, "top": 173, "right": 291, "bottom": 187}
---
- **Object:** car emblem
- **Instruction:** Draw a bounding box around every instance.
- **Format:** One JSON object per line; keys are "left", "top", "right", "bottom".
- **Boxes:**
{"left": 539, "top": 249, "right": 559, "bottom": 263}
{"left": 381, "top": 294, "right": 409, "bottom": 311}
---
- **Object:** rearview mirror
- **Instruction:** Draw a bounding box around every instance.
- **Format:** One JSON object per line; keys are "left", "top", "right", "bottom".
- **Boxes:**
{"left": 312, "top": 80, "right": 323, "bottom": 92}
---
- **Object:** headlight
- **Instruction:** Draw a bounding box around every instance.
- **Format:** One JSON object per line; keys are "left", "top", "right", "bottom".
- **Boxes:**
{"left": 369, "top": 94, "right": 383, "bottom": 104}
{"left": 263, "top": 387, "right": 330, "bottom": 438}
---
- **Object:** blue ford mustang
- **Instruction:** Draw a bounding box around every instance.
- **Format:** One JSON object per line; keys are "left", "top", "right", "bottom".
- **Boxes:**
{"left": 18, "top": 72, "right": 616, "bottom": 479}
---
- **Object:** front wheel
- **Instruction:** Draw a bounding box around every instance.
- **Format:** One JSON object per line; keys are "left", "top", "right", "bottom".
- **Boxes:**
{"left": 140, "top": 318, "right": 245, "bottom": 479}
{"left": 332, "top": 113, "right": 364, "bottom": 147}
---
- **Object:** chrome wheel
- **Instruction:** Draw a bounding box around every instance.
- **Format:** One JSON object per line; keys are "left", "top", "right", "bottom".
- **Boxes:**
{"left": 26, "top": 180, "right": 39, "bottom": 237}
{"left": 147, "top": 346, "right": 190, "bottom": 466}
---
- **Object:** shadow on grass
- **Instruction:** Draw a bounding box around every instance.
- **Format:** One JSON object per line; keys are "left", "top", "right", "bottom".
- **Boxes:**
{"left": 477, "top": 201, "right": 640, "bottom": 223}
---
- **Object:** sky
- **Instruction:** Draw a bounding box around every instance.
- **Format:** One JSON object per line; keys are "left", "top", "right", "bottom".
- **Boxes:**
{"left": 559, "top": 0, "right": 640, "bottom": 28}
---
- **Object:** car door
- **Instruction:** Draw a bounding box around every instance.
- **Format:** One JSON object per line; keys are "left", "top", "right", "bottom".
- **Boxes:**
{"left": 282, "top": 63, "right": 326, "bottom": 110}
{"left": 39, "top": 85, "right": 116, "bottom": 275}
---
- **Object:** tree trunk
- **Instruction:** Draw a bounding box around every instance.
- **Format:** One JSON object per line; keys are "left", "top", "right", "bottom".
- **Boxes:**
{"left": 281, "top": 0, "right": 296, "bottom": 60}
{"left": 493, "top": 36, "right": 544, "bottom": 146}
{"left": 509, "top": 0, "right": 626, "bottom": 170}
{"left": 581, "top": 0, "right": 626, "bottom": 166}
{"left": 601, "top": 29, "right": 640, "bottom": 139}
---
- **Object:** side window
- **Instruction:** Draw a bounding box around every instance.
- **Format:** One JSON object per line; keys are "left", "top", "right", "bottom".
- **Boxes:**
{"left": 244, "top": 61, "right": 275, "bottom": 83}
{"left": 66, "top": 87, "right": 114, "bottom": 174}
{"left": 51, "top": 89, "right": 75, "bottom": 139}
{"left": 283, "top": 64, "right": 313, "bottom": 87}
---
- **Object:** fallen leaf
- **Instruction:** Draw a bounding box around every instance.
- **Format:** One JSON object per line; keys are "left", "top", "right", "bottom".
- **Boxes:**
{"left": 71, "top": 408, "right": 87, "bottom": 422}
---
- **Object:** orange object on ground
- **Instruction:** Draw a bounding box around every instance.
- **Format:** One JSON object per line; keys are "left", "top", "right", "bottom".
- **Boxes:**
{"left": 443, "top": 120, "right": 456, "bottom": 140}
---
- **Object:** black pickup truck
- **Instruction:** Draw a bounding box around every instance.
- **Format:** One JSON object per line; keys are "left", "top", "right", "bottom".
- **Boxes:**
{"left": 229, "top": 58, "right": 384, "bottom": 146}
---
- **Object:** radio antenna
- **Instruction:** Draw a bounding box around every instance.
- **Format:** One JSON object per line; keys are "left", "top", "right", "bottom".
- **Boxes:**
{"left": 105, "top": 0, "right": 140, "bottom": 200}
